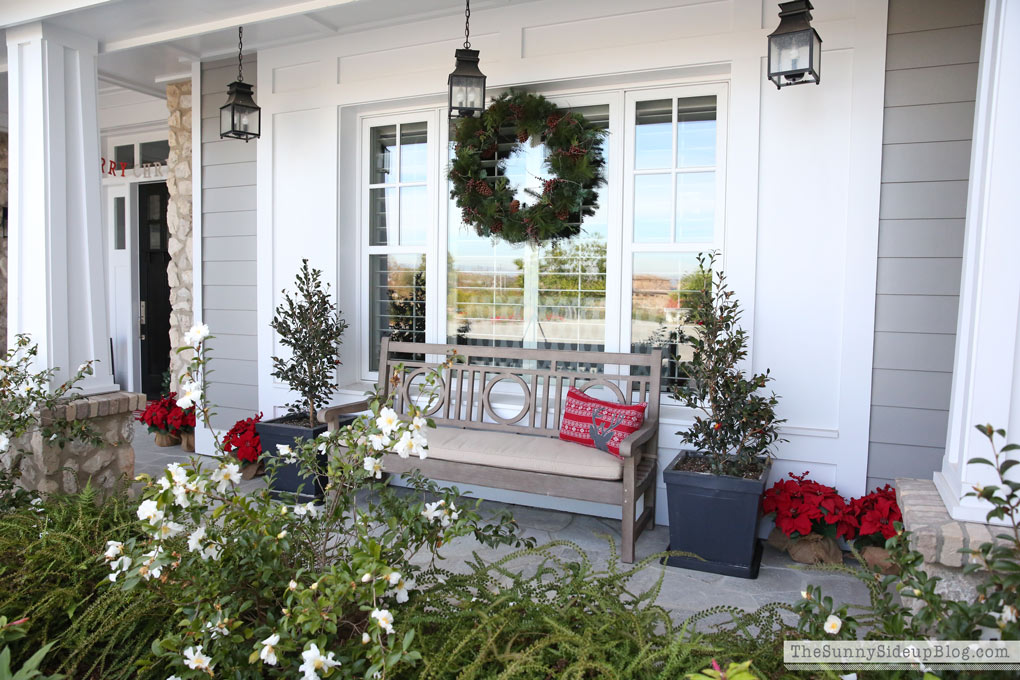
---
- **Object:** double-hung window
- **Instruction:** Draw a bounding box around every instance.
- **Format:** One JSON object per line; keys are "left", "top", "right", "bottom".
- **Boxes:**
{"left": 362, "top": 115, "right": 435, "bottom": 373}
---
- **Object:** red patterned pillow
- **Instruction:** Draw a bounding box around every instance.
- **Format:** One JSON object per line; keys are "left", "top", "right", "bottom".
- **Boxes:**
{"left": 558, "top": 387, "right": 647, "bottom": 459}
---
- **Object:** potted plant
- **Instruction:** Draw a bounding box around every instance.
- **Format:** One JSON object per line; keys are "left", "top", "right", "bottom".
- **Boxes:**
{"left": 761, "top": 472, "right": 854, "bottom": 565}
{"left": 848, "top": 485, "right": 902, "bottom": 574}
{"left": 662, "top": 252, "right": 784, "bottom": 578}
{"left": 168, "top": 403, "right": 197, "bottom": 452}
{"left": 256, "top": 259, "right": 352, "bottom": 499}
{"left": 137, "top": 394, "right": 182, "bottom": 447}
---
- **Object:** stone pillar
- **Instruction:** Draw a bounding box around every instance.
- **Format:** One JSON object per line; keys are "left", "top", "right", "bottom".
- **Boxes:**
{"left": 8, "top": 391, "right": 143, "bottom": 498}
{"left": 935, "top": 0, "right": 1020, "bottom": 523}
{"left": 166, "top": 80, "right": 194, "bottom": 392}
{"left": 5, "top": 23, "right": 117, "bottom": 394}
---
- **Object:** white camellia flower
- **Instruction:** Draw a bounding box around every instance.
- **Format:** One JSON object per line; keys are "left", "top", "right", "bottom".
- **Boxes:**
{"left": 260, "top": 633, "right": 280, "bottom": 666}
{"left": 367, "top": 433, "right": 389, "bottom": 451}
{"left": 411, "top": 415, "right": 427, "bottom": 433}
{"left": 138, "top": 547, "right": 164, "bottom": 580}
{"left": 361, "top": 632, "right": 371, "bottom": 644}
{"left": 205, "top": 616, "right": 229, "bottom": 639}
{"left": 823, "top": 614, "right": 843, "bottom": 635}
{"left": 293, "top": 501, "right": 322, "bottom": 519}
{"left": 166, "top": 463, "right": 188, "bottom": 485}
{"left": 391, "top": 430, "right": 423, "bottom": 459}
{"left": 361, "top": 572, "right": 373, "bottom": 583}
{"left": 363, "top": 456, "right": 383, "bottom": 479}
{"left": 210, "top": 463, "right": 241, "bottom": 493}
{"left": 276, "top": 444, "right": 298, "bottom": 464}
{"left": 107, "top": 555, "right": 132, "bottom": 582}
{"left": 299, "top": 644, "right": 339, "bottom": 680}
{"left": 176, "top": 380, "right": 203, "bottom": 410}
{"left": 376, "top": 407, "right": 399, "bottom": 436}
{"left": 103, "top": 541, "right": 124, "bottom": 561}
{"left": 136, "top": 499, "right": 164, "bottom": 526}
{"left": 155, "top": 520, "right": 186, "bottom": 539}
{"left": 371, "top": 608, "right": 394, "bottom": 634}
{"left": 387, "top": 571, "right": 401, "bottom": 587}
{"left": 201, "top": 542, "right": 222, "bottom": 561}
{"left": 183, "top": 646, "right": 214, "bottom": 672}
{"left": 288, "top": 580, "right": 298, "bottom": 591}
{"left": 184, "top": 324, "right": 211, "bottom": 346}
{"left": 391, "top": 577, "right": 412, "bottom": 604}
{"left": 423, "top": 500, "right": 458, "bottom": 527}
{"left": 167, "top": 676, "right": 183, "bottom": 680}
{"left": 998, "top": 605, "right": 1018, "bottom": 626}
{"left": 187, "top": 525, "right": 207, "bottom": 553}
{"left": 0, "top": 433, "right": 8, "bottom": 453}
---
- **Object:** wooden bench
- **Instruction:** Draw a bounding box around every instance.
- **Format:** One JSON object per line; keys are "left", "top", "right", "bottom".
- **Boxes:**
{"left": 320, "top": 338, "right": 662, "bottom": 563}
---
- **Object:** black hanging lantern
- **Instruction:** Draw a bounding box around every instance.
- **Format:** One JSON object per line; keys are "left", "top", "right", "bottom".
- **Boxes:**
{"left": 220, "top": 26, "right": 261, "bottom": 141}
{"left": 448, "top": 0, "right": 486, "bottom": 118}
{"left": 767, "top": 1, "right": 822, "bottom": 89}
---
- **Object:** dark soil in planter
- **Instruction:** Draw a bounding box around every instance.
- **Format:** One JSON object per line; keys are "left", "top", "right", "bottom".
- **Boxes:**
{"left": 663, "top": 451, "right": 771, "bottom": 579}
{"left": 671, "top": 455, "right": 768, "bottom": 480}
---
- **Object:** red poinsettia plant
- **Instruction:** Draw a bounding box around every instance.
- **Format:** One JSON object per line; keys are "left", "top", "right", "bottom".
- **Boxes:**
{"left": 167, "top": 404, "right": 196, "bottom": 433}
{"left": 222, "top": 412, "right": 263, "bottom": 464}
{"left": 137, "top": 393, "right": 179, "bottom": 435}
{"left": 849, "top": 485, "right": 902, "bottom": 546}
{"left": 762, "top": 472, "right": 856, "bottom": 540}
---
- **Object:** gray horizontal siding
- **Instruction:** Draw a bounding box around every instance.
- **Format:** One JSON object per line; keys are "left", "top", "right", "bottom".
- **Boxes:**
{"left": 869, "top": 0, "right": 983, "bottom": 484}
{"left": 202, "top": 57, "right": 259, "bottom": 427}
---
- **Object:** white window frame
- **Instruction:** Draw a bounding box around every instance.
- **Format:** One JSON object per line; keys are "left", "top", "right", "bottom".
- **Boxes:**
{"left": 620, "top": 83, "right": 728, "bottom": 396}
{"left": 358, "top": 110, "right": 441, "bottom": 381}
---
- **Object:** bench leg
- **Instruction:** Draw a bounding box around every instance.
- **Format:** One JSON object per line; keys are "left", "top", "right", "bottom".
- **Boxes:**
{"left": 643, "top": 482, "right": 656, "bottom": 530}
{"left": 621, "top": 460, "right": 637, "bottom": 563}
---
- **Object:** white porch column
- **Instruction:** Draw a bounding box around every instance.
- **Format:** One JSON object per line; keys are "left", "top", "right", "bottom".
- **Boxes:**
{"left": 6, "top": 22, "right": 117, "bottom": 394}
{"left": 934, "top": 0, "right": 1020, "bottom": 523}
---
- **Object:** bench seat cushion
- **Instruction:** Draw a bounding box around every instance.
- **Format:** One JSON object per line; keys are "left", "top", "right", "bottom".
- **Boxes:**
{"left": 421, "top": 426, "right": 624, "bottom": 481}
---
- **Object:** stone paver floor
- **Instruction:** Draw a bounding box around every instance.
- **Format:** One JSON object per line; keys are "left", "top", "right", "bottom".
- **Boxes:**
{"left": 131, "top": 422, "right": 872, "bottom": 622}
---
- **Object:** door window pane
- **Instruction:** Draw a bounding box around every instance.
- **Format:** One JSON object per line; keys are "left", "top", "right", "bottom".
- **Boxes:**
{"left": 635, "top": 99, "right": 672, "bottom": 170}
{"left": 369, "top": 254, "right": 426, "bottom": 371}
{"left": 140, "top": 140, "right": 170, "bottom": 165}
{"left": 676, "top": 96, "right": 716, "bottom": 168}
{"left": 114, "top": 197, "right": 126, "bottom": 250}
{"left": 675, "top": 171, "right": 715, "bottom": 242}
{"left": 634, "top": 174, "right": 673, "bottom": 243}
{"left": 399, "top": 122, "right": 428, "bottom": 183}
{"left": 370, "top": 125, "right": 396, "bottom": 184}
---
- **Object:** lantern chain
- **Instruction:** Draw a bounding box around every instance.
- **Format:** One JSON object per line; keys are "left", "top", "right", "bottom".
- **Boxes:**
{"left": 237, "top": 26, "right": 244, "bottom": 82}
{"left": 463, "top": 0, "right": 471, "bottom": 49}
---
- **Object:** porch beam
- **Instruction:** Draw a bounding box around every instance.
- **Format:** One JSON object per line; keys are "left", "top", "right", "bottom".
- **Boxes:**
{"left": 0, "top": 0, "right": 116, "bottom": 29}
{"left": 935, "top": 0, "right": 1020, "bottom": 523}
{"left": 5, "top": 21, "right": 118, "bottom": 394}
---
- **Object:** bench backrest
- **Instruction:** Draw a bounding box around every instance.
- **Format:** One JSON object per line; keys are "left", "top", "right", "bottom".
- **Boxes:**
{"left": 378, "top": 338, "right": 663, "bottom": 438}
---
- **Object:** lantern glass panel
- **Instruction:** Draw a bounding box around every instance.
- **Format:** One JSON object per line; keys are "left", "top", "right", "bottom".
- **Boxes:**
{"left": 450, "top": 74, "right": 484, "bottom": 112}
{"left": 770, "top": 29, "right": 813, "bottom": 76}
{"left": 220, "top": 106, "right": 232, "bottom": 137}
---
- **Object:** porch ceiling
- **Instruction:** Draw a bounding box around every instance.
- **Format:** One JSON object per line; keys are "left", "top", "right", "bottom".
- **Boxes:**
{"left": 0, "top": 0, "right": 511, "bottom": 98}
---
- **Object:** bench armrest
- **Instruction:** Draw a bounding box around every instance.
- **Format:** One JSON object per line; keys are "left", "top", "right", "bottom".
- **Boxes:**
{"left": 318, "top": 400, "right": 372, "bottom": 430}
{"left": 618, "top": 421, "right": 657, "bottom": 458}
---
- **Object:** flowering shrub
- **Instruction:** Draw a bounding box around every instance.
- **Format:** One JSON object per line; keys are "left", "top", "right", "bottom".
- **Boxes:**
{"left": 0, "top": 334, "right": 100, "bottom": 510}
{"left": 137, "top": 394, "right": 181, "bottom": 435}
{"left": 796, "top": 425, "right": 1020, "bottom": 644}
{"left": 848, "top": 484, "right": 901, "bottom": 546}
{"left": 761, "top": 472, "right": 854, "bottom": 540}
{"left": 113, "top": 327, "right": 527, "bottom": 679}
{"left": 221, "top": 413, "right": 263, "bottom": 464}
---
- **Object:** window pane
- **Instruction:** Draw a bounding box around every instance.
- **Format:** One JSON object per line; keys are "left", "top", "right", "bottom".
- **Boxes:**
{"left": 399, "top": 122, "right": 428, "bottom": 183}
{"left": 140, "top": 140, "right": 170, "bottom": 165}
{"left": 399, "top": 185, "right": 428, "bottom": 246}
{"left": 369, "top": 187, "right": 396, "bottom": 246}
{"left": 114, "top": 144, "right": 134, "bottom": 167}
{"left": 635, "top": 99, "right": 672, "bottom": 170}
{"left": 447, "top": 104, "right": 609, "bottom": 357}
{"left": 677, "top": 96, "right": 716, "bottom": 168}
{"left": 114, "top": 197, "right": 126, "bottom": 250}
{"left": 675, "top": 172, "right": 715, "bottom": 242}
{"left": 631, "top": 252, "right": 701, "bottom": 391}
{"left": 369, "top": 254, "right": 426, "bottom": 372}
{"left": 370, "top": 125, "right": 396, "bottom": 184}
{"left": 633, "top": 173, "right": 672, "bottom": 243}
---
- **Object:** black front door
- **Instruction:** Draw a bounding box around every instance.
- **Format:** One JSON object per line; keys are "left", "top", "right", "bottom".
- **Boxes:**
{"left": 138, "top": 182, "right": 171, "bottom": 399}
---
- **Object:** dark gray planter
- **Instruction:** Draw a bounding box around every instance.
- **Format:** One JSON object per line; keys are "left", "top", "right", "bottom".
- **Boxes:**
{"left": 255, "top": 415, "right": 355, "bottom": 501}
{"left": 662, "top": 451, "right": 770, "bottom": 579}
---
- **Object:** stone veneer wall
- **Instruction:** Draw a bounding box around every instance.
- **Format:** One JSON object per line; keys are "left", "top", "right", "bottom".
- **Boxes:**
{"left": 6, "top": 391, "right": 143, "bottom": 497}
{"left": 1, "top": 131, "right": 8, "bottom": 355}
{"left": 166, "top": 81, "right": 193, "bottom": 392}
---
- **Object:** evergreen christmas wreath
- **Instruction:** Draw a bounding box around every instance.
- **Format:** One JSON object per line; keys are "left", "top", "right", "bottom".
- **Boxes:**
{"left": 448, "top": 91, "right": 608, "bottom": 245}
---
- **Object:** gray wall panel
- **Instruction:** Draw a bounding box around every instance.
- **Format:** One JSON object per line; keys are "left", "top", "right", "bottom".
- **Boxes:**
{"left": 869, "top": 0, "right": 983, "bottom": 483}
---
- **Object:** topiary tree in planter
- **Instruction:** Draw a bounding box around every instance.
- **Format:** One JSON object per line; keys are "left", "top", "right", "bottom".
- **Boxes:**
{"left": 662, "top": 251, "right": 785, "bottom": 578}
{"left": 672, "top": 251, "right": 784, "bottom": 478}
{"left": 269, "top": 259, "right": 349, "bottom": 429}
